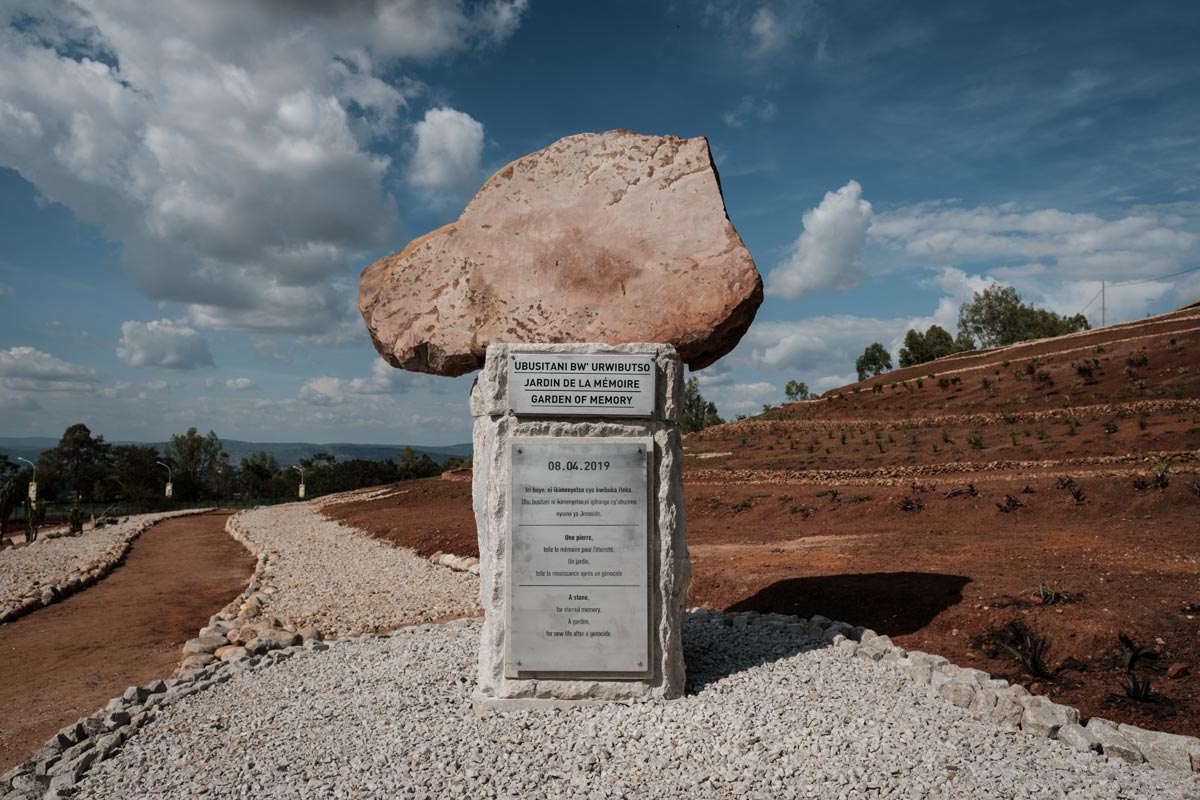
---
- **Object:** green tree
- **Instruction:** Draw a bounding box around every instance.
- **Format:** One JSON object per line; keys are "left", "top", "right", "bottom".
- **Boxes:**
{"left": 0, "top": 455, "right": 16, "bottom": 484}
{"left": 953, "top": 330, "right": 976, "bottom": 352}
{"left": 957, "top": 284, "right": 1090, "bottom": 348}
{"left": 38, "top": 423, "right": 112, "bottom": 501}
{"left": 898, "top": 325, "right": 956, "bottom": 368}
{"left": 680, "top": 377, "right": 724, "bottom": 433}
{"left": 239, "top": 452, "right": 280, "bottom": 498}
{"left": 784, "top": 380, "right": 811, "bottom": 402}
{"left": 855, "top": 343, "right": 893, "bottom": 381}
{"left": 110, "top": 444, "right": 165, "bottom": 503}
{"left": 164, "top": 428, "right": 225, "bottom": 500}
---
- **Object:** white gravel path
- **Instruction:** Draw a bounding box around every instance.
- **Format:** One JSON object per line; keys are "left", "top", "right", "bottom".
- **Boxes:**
{"left": 228, "top": 503, "right": 479, "bottom": 636}
{"left": 77, "top": 617, "right": 1199, "bottom": 800}
{"left": 0, "top": 510, "right": 201, "bottom": 609}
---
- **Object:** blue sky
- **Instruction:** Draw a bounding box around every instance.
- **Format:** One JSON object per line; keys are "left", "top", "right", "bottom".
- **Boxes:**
{"left": 1, "top": 0, "right": 1198, "bottom": 445}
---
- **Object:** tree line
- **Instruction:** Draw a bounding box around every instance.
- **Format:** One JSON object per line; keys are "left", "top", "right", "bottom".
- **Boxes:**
{"left": 0, "top": 424, "right": 465, "bottom": 532}
{"left": 678, "top": 283, "right": 1093, "bottom": 434}
{"left": 855, "top": 284, "right": 1090, "bottom": 380}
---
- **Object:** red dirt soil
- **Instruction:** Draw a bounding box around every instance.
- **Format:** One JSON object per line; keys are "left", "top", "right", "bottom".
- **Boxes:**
{"left": 323, "top": 304, "right": 1200, "bottom": 738}
{"left": 0, "top": 511, "right": 254, "bottom": 771}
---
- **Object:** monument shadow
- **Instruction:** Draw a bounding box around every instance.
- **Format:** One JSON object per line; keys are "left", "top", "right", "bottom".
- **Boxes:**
{"left": 684, "top": 572, "right": 968, "bottom": 693}
{"left": 726, "top": 571, "right": 970, "bottom": 636}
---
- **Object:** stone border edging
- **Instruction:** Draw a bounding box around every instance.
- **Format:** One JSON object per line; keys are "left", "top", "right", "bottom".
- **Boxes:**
{"left": 169, "top": 511, "right": 324, "bottom": 677}
{"left": 690, "top": 607, "right": 1200, "bottom": 774}
{"left": 427, "top": 550, "right": 480, "bottom": 575}
{"left": 0, "top": 510, "right": 213, "bottom": 626}
{"left": 4, "top": 537, "right": 1195, "bottom": 796}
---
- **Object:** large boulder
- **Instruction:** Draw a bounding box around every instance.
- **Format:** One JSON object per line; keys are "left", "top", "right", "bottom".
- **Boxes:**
{"left": 359, "top": 130, "right": 762, "bottom": 376}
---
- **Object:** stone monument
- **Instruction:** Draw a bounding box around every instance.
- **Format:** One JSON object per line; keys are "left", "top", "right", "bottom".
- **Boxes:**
{"left": 359, "top": 130, "right": 761, "bottom": 706}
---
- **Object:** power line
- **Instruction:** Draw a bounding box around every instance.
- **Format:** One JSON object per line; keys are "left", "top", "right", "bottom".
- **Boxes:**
{"left": 1105, "top": 263, "right": 1200, "bottom": 289}
{"left": 1075, "top": 263, "right": 1200, "bottom": 318}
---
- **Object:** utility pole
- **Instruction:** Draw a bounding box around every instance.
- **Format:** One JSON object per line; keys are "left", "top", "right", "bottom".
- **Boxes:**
{"left": 1101, "top": 280, "right": 1105, "bottom": 327}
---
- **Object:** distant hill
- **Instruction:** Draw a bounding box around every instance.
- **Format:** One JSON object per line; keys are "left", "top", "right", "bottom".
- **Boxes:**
{"left": 0, "top": 437, "right": 471, "bottom": 467}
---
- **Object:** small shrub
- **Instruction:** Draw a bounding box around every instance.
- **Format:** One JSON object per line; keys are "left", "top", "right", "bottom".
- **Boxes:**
{"left": 916, "top": 379, "right": 924, "bottom": 389}
{"left": 998, "top": 622, "right": 1052, "bottom": 678}
{"left": 1094, "top": 344, "right": 1105, "bottom": 354}
{"left": 1068, "top": 485, "right": 1087, "bottom": 505}
{"left": 1102, "top": 421, "right": 1118, "bottom": 434}
{"left": 1075, "top": 362, "right": 1094, "bottom": 380}
{"left": 849, "top": 494, "right": 871, "bottom": 504}
{"left": 937, "top": 377, "right": 951, "bottom": 390}
{"left": 1035, "top": 369, "right": 1054, "bottom": 386}
{"left": 899, "top": 496, "right": 924, "bottom": 512}
{"left": 1137, "top": 414, "right": 1148, "bottom": 431}
{"left": 980, "top": 377, "right": 992, "bottom": 390}
{"left": 1127, "top": 351, "right": 1149, "bottom": 368}
{"left": 730, "top": 498, "right": 752, "bottom": 513}
{"left": 1032, "top": 582, "right": 1070, "bottom": 605}
{"left": 1132, "top": 475, "right": 1150, "bottom": 491}
{"left": 996, "top": 494, "right": 1023, "bottom": 513}
{"left": 1056, "top": 476, "right": 1075, "bottom": 490}
{"left": 941, "top": 429, "right": 951, "bottom": 444}
{"left": 1119, "top": 672, "right": 1155, "bottom": 702}
{"left": 968, "top": 432, "right": 984, "bottom": 450}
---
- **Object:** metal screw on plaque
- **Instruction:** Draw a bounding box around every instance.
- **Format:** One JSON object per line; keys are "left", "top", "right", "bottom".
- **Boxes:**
{"left": 637, "top": 661, "right": 643, "bottom": 668}
{"left": 517, "top": 448, "right": 523, "bottom": 454}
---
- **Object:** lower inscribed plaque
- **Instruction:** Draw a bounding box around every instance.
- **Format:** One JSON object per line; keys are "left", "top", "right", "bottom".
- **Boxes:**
{"left": 507, "top": 438, "right": 650, "bottom": 676}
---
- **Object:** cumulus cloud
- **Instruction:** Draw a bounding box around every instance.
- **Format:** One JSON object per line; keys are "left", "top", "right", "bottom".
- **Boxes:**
{"left": 299, "top": 359, "right": 421, "bottom": 405}
{"left": 0, "top": 346, "right": 99, "bottom": 395}
{"left": 766, "top": 180, "right": 874, "bottom": 299}
{"left": 407, "top": 106, "right": 485, "bottom": 197}
{"left": 871, "top": 201, "right": 1199, "bottom": 281}
{"left": 0, "top": 1, "right": 526, "bottom": 336}
{"left": 206, "top": 377, "right": 258, "bottom": 391}
{"left": 714, "top": 381, "right": 778, "bottom": 414}
{"left": 116, "top": 319, "right": 214, "bottom": 370}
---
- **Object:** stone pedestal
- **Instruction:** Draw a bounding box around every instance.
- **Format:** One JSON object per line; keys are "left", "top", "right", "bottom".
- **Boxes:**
{"left": 470, "top": 343, "right": 689, "bottom": 708}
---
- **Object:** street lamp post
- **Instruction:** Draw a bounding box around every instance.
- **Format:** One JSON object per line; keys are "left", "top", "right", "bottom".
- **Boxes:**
{"left": 156, "top": 461, "right": 174, "bottom": 498}
{"left": 16, "top": 457, "right": 36, "bottom": 502}
{"left": 290, "top": 465, "right": 305, "bottom": 499}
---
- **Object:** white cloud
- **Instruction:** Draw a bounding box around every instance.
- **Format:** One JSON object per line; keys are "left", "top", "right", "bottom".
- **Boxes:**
{"left": 299, "top": 359, "right": 421, "bottom": 406}
{"left": 746, "top": 315, "right": 900, "bottom": 375}
{"left": 0, "top": 346, "right": 99, "bottom": 394}
{"left": 722, "top": 95, "right": 777, "bottom": 128}
{"left": 871, "top": 201, "right": 1199, "bottom": 281}
{"left": 206, "top": 377, "right": 258, "bottom": 391}
{"left": 116, "top": 319, "right": 214, "bottom": 370}
{"left": 0, "top": 1, "right": 526, "bottom": 336}
{"left": 0, "top": 283, "right": 12, "bottom": 298}
{"left": 703, "top": 1, "right": 820, "bottom": 59}
{"left": 407, "top": 106, "right": 485, "bottom": 197}
{"left": 714, "top": 381, "right": 778, "bottom": 414}
{"left": 766, "top": 180, "right": 874, "bottom": 299}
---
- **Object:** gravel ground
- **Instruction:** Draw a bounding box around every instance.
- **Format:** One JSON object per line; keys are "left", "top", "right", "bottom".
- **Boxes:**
{"left": 0, "top": 511, "right": 198, "bottom": 608}
{"left": 229, "top": 503, "right": 479, "bottom": 636}
{"left": 78, "top": 617, "right": 1199, "bottom": 800}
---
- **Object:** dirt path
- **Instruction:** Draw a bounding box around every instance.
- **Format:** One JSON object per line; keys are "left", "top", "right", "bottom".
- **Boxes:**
{"left": 0, "top": 511, "right": 253, "bottom": 771}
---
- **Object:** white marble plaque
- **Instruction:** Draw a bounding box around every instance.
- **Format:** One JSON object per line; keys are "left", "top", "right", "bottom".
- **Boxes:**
{"left": 507, "top": 438, "right": 650, "bottom": 675}
{"left": 508, "top": 353, "right": 656, "bottom": 417}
